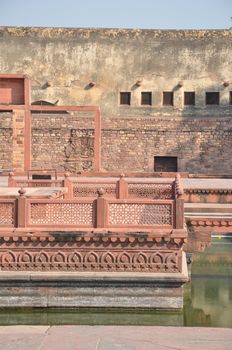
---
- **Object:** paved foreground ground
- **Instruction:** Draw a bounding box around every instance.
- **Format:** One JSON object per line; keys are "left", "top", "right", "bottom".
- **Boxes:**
{"left": 0, "top": 326, "right": 231, "bottom": 350}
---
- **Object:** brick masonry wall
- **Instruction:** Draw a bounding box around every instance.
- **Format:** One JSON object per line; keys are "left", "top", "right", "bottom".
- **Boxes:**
{"left": 32, "top": 113, "right": 95, "bottom": 172}
{"left": 0, "top": 113, "right": 13, "bottom": 170}
{"left": 31, "top": 113, "right": 232, "bottom": 174}
{"left": 102, "top": 117, "right": 232, "bottom": 174}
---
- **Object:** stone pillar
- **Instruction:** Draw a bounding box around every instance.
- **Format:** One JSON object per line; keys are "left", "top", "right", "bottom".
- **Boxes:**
{"left": 12, "top": 110, "right": 25, "bottom": 172}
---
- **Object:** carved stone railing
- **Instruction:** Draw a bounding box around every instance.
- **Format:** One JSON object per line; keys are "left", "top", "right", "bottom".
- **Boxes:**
{"left": 8, "top": 172, "right": 72, "bottom": 199}
{"left": 72, "top": 180, "right": 117, "bottom": 198}
{"left": 0, "top": 200, "right": 16, "bottom": 227}
{"left": 8, "top": 172, "right": 63, "bottom": 188}
{"left": 73, "top": 174, "right": 177, "bottom": 201}
{"left": 5, "top": 174, "right": 185, "bottom": 230}
{"left": 0, "top": 182, "right": 185, "bottom": 230}
{"left": 8, "top": 172, "right": 180, "bottom": 200}
{"left": 107, "top": 200, "right": 173, "bottom": 228}
{"left": 1, "top": 190, "right": 178, "bottom": 230}
{"left": 29, "top": 200, "right": 94, "bottom": 227}
{"left": 1, "top": 176, "right": 186, "bottom": 275}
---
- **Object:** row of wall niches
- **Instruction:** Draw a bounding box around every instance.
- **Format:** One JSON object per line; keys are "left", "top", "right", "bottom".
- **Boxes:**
{"left": 120, "top": 91, "right": 232, "bottom": 106}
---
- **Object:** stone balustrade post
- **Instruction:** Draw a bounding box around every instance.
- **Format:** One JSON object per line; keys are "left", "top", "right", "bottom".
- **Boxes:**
{"left": 96, "top": 188, "right": 108, "bottom": 228}
{"left": 17, "top": 188, "right": 27, "bottom": 228}
{"left": 175, "top": 173, "right": 185, "bottom": 229}
{"left": 63, "top": 172, "right": 73, "bottom": 199}
{"left": 117, "top": 173, "right": 128, "bottom": 199}
{"left": 175, "top": 173, "right": 184, "bottom": 199}
{"left": 8, "top": 172, "right": 16, "bottom": 187}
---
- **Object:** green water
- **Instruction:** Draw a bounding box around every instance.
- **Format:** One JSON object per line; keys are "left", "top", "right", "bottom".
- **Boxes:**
{"left": 0, "top": 237, "right": 231, "bottom": 327}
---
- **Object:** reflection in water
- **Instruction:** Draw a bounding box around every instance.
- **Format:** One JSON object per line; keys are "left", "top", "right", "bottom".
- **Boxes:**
{"left": 184, "top": 236, "right": 232, "bottom": 328}
{"left": 184, "top": 277, "right": 232, "bottom": 327}
{"left": 0, "top": 237, "right": 231, "bottom": 327}
{"left": 0, "top": 309, "right": 184, "bottom": 327}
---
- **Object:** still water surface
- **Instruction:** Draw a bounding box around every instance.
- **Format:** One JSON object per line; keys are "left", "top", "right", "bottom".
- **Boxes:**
{"left": 0, "top": 237, "right": 231, "bottom": 327}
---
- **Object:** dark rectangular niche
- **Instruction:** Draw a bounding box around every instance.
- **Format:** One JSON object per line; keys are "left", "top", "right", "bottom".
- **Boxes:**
{"left": 120, "top": 92, "right": 131, "bottom": 105}
{"left": 206, "top": 92, "right": 219, "bottom": 105}
{"left": 163, "top": 92, "right": 173, "bottom": 106}
{"left": 184, "top": 92, "right": 195, "bottom": 106}
{"left": 141, "top": 92, "right": 152, "bottom": 105}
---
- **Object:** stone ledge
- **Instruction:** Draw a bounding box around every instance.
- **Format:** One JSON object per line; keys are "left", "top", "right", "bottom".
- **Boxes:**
{"left": 0, "top": 255, "right": 188, "bottom": 309}
{"left": 0, "top": 27, "right": 231, "bottom": 40}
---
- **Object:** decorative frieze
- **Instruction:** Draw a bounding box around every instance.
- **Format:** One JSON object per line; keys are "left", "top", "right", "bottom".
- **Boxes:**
{"left": 0, "top": 232, "right": 184, "bottom": 272}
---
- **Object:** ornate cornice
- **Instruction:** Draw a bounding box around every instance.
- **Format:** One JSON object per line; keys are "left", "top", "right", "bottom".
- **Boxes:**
{"left": 0, "top": 231, "right": 187, "bottom": 246}
{"left": 187, "top": 218, "right": 232, "bottom": 227}
{"left": 185, "top": 188, "right": 232, "bottom": 195}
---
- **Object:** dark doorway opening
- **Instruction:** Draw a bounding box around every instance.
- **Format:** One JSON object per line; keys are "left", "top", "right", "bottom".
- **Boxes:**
{"left": 154, "top": 156, "right": 178, "bottom": 172}
{"left": 32, "top": 174, "right": 52, "bottom": 180}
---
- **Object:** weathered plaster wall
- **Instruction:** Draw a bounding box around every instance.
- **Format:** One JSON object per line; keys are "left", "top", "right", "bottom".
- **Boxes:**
{"left": 0, "top": 27, "right": 232, "bottom": 115}
{"left": 0, "top": 27, "right": 232, "bottom": 173}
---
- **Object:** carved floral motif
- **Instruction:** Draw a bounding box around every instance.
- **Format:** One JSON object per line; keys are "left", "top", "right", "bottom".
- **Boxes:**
{"left": 0, "top": 248, "right": 181, "bottom": 272}
{"left": 64, "top": 128, "right": 94, "bottom": 172}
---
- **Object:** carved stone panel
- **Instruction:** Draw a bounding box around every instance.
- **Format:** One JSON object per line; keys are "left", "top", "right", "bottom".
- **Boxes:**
{"left": 64, "top": 128, "right": 94, "bottom": 172}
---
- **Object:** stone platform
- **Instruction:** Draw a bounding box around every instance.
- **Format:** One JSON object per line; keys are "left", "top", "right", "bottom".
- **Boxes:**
{"left": 0, "top": 175, "right": 231, "bottom": 309}
{"left": 0, "top": 325, "right": 231, "bottom": 350}
{"left": 0, "top": 256, "right": 188, "bottom": 309}
{"left": 0, "top": 175, "right": 188, "bottom": 309}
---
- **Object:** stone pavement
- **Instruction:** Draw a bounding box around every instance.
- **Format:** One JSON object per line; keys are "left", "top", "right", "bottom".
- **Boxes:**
{"left": 0, "top": 326, "right": 231, "bottom": 350}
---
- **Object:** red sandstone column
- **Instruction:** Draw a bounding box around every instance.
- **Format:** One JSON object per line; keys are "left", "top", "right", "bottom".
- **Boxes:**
{"left": 63, "top": 172, "right": 73, "bottom": 199}
{"left": 94, "top": 108, "right": 101, "bottom": 172}
{"left": 24, "top": 109, "right": 31, "bottom": 171}
{"left": 24, "top": 76, "right": 31, "bottom": 106}
{"left": 24, "top": 77, "right": 32, "bottom": 171}
{"left": 8, "top": 172, "right": 16, "bottom": 187}
{"left": 12, "top": 110, "right": 26, "bottom": 173}
{"left": 17, "top": 188, "right": 27, "bottom": 228}
{"left": 96, "top": 188, "right": 108, "bottom": 228}
{"left": 175, "top": 174, "right": 185, "bottom": 229}
{"left": 117, "top": 173, "right": 128, "bottom": 199}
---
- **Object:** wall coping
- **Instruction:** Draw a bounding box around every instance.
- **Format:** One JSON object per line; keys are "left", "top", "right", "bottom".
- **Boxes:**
{"left": 0, "top": 26, "right": 231, "bottom": 40}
